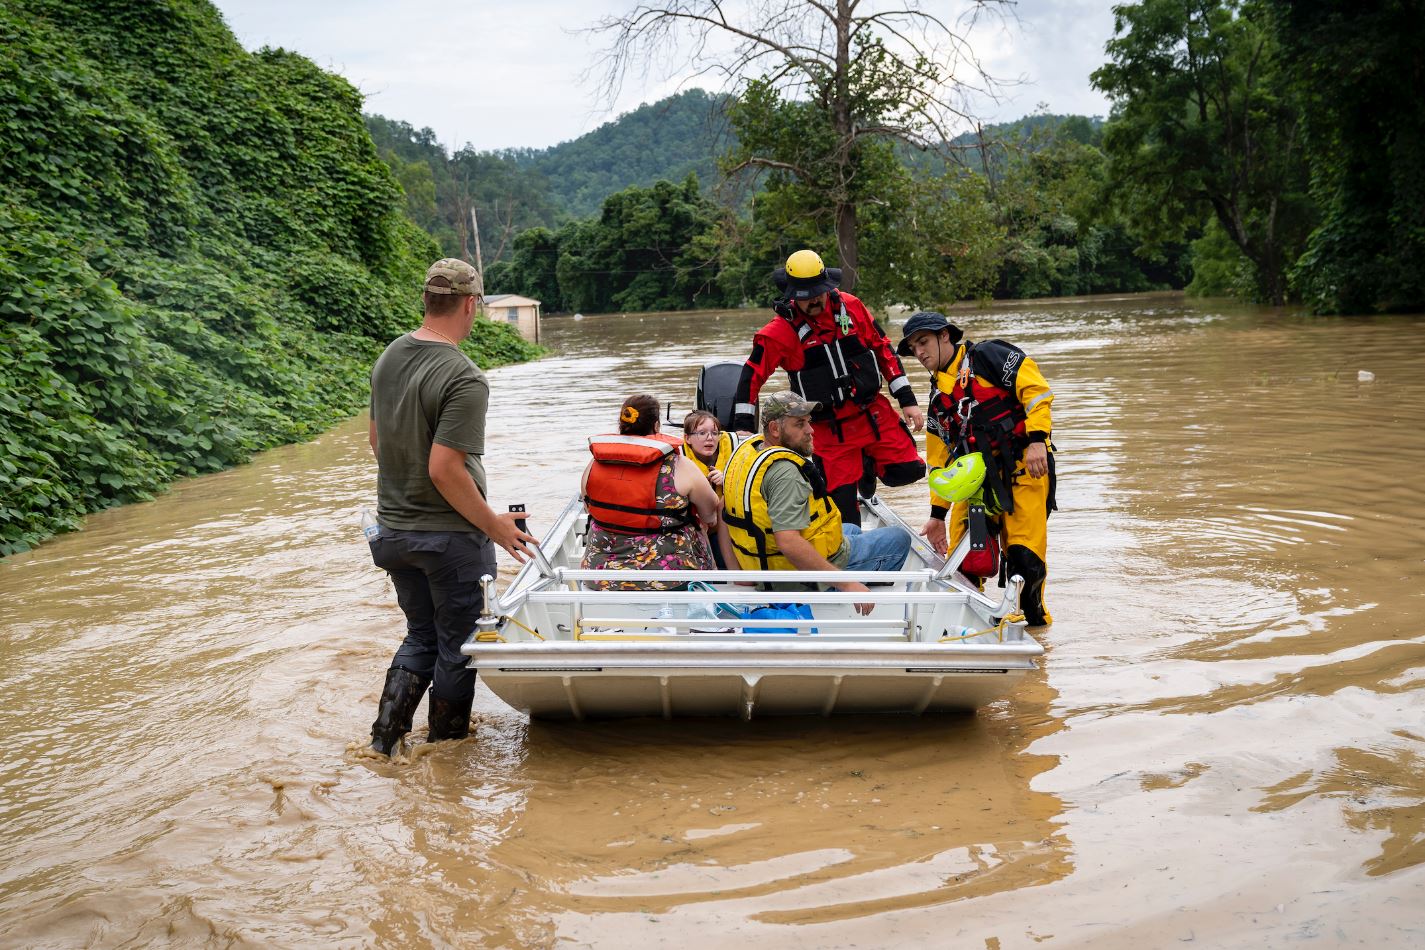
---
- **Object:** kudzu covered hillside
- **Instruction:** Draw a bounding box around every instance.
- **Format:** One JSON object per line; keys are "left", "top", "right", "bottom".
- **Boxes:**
{"left": 0, "top": 0, "right": 540, "bottom": 554}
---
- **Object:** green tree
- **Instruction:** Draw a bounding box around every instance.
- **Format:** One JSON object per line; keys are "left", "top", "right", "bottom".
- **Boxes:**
{"left": 1267, "top": 0, "right": 1425, "bottom": 314}
{"left": 590, "top": 0, "right": 1009, "bottom": 290}
{"left": 1092, "top": 0, "right": 1314, "bottom": 303}
{"left": 551, "top": 174, "right": 734, "bottom": 312}
{"left": 489, "top": 227, "right": 563, "bottom": 310}
{"left": 989, "top": 130, "right": 1184, "bottom": 298}
{"left": 873, "top": 171, "right": 1005, "bottom": 308}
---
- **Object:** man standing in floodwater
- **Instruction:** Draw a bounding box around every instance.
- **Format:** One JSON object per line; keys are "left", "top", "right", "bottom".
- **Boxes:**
{"left": 898, "top": 311, "right": 1056, "bottom": 631}
{"left": 365, "top": 258, "right": 537, "bottom": 756}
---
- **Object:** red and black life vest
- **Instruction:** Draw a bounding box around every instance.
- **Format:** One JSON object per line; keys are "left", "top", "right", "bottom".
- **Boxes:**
{"left": 927, "top": 342, "right": 1030, "bottom": 515}
{"left": 779, "top": 294, "right": 882, "bottom": 419}
{"left": 583, "top": 436, "right": 695, "bottom": 534}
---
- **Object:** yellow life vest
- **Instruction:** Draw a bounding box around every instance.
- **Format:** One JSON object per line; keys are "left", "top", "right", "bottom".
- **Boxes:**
{"left": 680, "top": 431, "right": 739, "bottom": 483}
{"left": 722, "top": 436, "right": 843, "bottom": 571}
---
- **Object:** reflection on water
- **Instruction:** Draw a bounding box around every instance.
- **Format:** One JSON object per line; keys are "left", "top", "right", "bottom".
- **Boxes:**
{"left": 2, "top": 298, "right": 1423, "bottom": 947}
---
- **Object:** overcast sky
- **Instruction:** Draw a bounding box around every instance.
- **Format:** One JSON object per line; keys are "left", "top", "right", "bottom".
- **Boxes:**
{"left": 213, "top": 0, "right": 1120, "bottom": 154}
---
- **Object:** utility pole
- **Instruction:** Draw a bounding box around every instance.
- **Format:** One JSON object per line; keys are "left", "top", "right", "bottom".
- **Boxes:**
{"left": 470, "top": 206, "right": 485, "bottom": 318}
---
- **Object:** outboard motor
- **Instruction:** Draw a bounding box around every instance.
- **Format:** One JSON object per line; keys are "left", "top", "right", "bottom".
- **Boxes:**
{"left": 696, "top": 360, "right": 749, "bottom": 431}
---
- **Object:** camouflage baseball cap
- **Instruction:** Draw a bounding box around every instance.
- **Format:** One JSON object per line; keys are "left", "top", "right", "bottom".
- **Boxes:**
{"left": 424, "top": 258, "right": 483, "bottom": 296}
{"left": 762, "top": 390, "right": 821, "bottom": 421}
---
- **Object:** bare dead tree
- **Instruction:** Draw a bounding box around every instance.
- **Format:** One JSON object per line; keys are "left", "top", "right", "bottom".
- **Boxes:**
{"left": 586, "top": 0, "right": 1015, "bottom": 288}
{"left": 485, "top": 198, "right": 519, "bottom": 265}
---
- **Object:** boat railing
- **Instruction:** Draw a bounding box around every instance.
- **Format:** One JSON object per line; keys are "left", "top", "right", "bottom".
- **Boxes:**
{"left": 485, "top": 494, "right": 1024, "bottom": 638}
{"left": 551, "top": 568, "right": 938, "bottom": 584}
{"left": 528, "top": 587, "right": 977, "bottom": 604}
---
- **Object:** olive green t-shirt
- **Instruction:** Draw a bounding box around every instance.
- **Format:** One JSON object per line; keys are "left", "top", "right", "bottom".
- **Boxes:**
{"left": 370, "top": 334, "right": 488, "bottom": 532}
{"left": 761, "top": 457, "right": 849, "bottom": 571}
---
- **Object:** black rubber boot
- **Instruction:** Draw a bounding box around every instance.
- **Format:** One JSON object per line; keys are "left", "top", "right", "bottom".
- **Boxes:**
{"left": 370, "top": 667, "right": 430, "bottom": 756}
{"left": 426, "top": 693, "right": 474, "bottom": 744}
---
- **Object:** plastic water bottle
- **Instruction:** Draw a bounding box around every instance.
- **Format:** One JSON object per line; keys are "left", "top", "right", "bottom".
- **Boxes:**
{"left": 655, "top": 602, "right": 684, "bottom": 635}
{"left": 360, "top": 508, "right": 380, "bottom": 542}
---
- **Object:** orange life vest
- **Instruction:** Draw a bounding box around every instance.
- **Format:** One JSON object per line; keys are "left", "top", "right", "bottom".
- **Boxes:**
{"left": 584, "top": 435, "right": 694, "bottom": 534}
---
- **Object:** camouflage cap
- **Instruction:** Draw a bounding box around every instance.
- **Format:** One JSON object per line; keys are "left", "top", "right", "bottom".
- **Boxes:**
{"left": 762, "top": 390, "right": 821, "bottom": 422}
{"left": 424, "top": 258, "right": 483, "bottom": 296}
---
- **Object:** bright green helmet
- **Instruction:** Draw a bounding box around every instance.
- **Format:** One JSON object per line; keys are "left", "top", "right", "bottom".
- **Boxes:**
{"left": 928, "top": 453, "right": 986, "bottom": 503}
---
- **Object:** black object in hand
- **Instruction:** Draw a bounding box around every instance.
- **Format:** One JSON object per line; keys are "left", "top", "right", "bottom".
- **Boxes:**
{"left": 509, "top": 503, "right": 529, "bottom": 534}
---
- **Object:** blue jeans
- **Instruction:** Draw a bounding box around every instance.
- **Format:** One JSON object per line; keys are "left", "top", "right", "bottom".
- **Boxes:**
{"left": 841, "top": 523, "right": 912, "bottom": 572}
{"left": 369, "top": 529, "right": 496, "bottom": 704}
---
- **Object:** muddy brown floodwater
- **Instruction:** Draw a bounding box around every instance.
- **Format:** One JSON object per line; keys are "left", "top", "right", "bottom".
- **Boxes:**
{"left": 2, "top": 297, "right": 1422, "bottom": 948}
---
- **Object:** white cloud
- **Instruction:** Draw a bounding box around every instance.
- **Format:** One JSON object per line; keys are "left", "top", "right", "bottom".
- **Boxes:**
{"left": 214, "top": 0, "right": 1119, "bottom": 151}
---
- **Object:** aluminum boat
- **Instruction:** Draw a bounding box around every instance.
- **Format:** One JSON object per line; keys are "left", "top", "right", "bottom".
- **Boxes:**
{"left": 462, "top": 492, "right": 1043, "bottom": 720}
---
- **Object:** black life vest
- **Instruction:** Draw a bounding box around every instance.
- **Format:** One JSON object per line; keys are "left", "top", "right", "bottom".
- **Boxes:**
{"left": 779, "top": 295, "right": 882, "bottom": 418}
{"left": 927, "top": 342, "right": 1030, "bottom": 516}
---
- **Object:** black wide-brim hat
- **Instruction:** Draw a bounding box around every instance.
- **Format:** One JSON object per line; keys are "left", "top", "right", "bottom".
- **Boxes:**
{"left": 773, "top": 266, "right": 843, "bottom": 300}
{"left": 895, "top": 310, "right": 963, "bottom": 356}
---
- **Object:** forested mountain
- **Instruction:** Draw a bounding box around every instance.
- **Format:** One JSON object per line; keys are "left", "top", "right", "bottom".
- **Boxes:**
{"left": 366, "top": 115, "right": 564, "bottom": 265}
{"left": 0, "top": 0, "right": 538, "bottom": 554}
{"left": 478, "top": 108, "right": 1159, "bottom": 313}
{"left": 365, "top": 89, "right": 733, "bottom": 263}
{"left": 366, "top": 95, "right": 1111, "bottom": 281}
{"left": 367, "top": 98, "right": 1159, "bottom": 314}
{"left": 502, "top": 89, "right": 733, "bottom": 219}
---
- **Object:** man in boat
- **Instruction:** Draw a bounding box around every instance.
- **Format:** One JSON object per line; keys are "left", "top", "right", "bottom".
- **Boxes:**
{"left": 722, "top": 391, "right": 913, "bottom": 615}
{"left": 729, "top": 250, "right": 926, "bottom": 527}
{"left": 365, "top": 258, "right": 538, "bottom": 756}
{"left": 897, "top": 311, "right": 1056, "bottom": 630}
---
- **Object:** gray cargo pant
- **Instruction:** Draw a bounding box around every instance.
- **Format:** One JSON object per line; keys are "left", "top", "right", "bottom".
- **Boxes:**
{"left": 369, "top": 528, "right": 497, "bottom": 705}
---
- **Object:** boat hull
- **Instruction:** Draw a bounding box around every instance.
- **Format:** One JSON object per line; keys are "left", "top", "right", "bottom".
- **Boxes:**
{"left": 472, "top": 641, "right": 1040, "bottom": 720}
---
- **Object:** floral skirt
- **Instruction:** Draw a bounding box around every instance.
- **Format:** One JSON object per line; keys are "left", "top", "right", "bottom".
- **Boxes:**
{"left": 581, "top": 523, "right": 715, "bottom": 591}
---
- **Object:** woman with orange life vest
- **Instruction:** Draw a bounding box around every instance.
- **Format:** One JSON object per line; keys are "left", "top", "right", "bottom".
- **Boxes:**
{"left": 730, "top": 250, "right": 926, "bottom": 526}
{"left": 897, "top": 311, "right": 1057, "bottom": 629}
{"left": 581, "top": 394, "right": 719, "bottom": 590}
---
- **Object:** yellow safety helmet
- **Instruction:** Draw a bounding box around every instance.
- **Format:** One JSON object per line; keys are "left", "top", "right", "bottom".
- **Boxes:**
{"left": 785, "top": 249, "right": 826, "bottom": 279}
{"left": 776, "top": 249, "right": 842, "bottom": 301}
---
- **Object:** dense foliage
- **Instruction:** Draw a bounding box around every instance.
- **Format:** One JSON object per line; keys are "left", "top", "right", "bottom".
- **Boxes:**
{"left": 714, "top": 107, "right": 1184, "bottom": 311}
{"left": 0, "top": 0, "right": 539, "bottom": 554}
{"left": 1092, "top": 0, "right": 1314, "bottom": 304}
{"left": 1095, "top": 0, "right": 1423, "bottom": 313}
{"left": 1268, "top": 0, "right": 1425, "bottom": 314}
{"left": 476, "top": 111, "right": 1183, "bottom": 314}
{"left": 487, "top": 175, "right": 741, "bottom": 313}
{"left": 366, "top": 115, "right": 564, "bottom": 267}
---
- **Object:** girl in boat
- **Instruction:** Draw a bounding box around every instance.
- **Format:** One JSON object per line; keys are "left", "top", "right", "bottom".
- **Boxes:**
{"left": 680, "top": 410, "right": 738, "bottom": 492}
{"left": 581, "top": 394, "right": 720, "bottom": 590}
{"left": 680, "top": 409, "right": 743, "bottom": 568}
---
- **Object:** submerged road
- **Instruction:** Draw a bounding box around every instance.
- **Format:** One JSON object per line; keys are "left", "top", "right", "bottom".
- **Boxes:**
{"left": 2, "top": 298, "right": 1422, "bottom": 947}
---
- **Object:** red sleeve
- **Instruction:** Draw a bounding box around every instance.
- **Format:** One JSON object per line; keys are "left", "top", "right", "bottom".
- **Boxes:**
{"left": 732, "top": 317, "right": 798, "bottom": 429}
{"left": 746, "top": 322, "right": 795, "bottom": 400}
